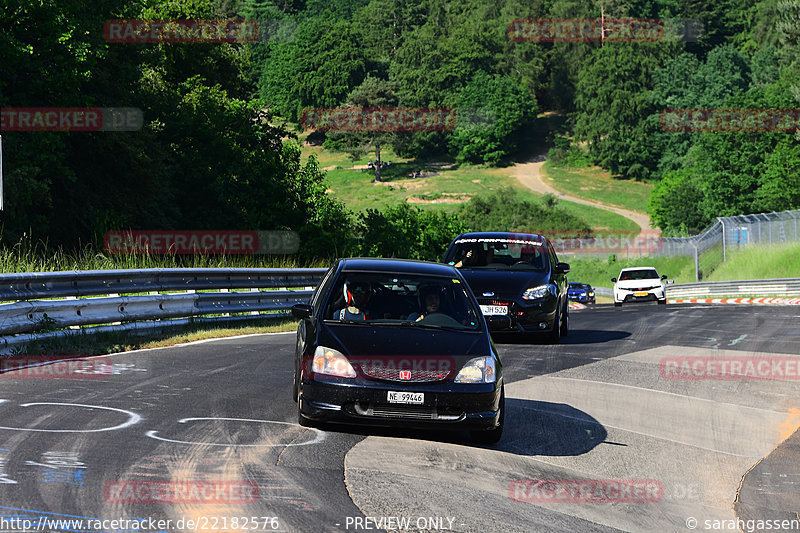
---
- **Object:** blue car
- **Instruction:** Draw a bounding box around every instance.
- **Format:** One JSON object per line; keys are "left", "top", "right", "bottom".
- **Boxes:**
{"left": 568, "top": 282, "right": 595, "bottom": 304}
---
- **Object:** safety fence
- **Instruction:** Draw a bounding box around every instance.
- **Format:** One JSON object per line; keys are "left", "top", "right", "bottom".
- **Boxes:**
{"left": 0, "top": 268, "right": 327, "bottom": 354}
{"left": 555, "top": 209, "right": 799, "bottom": 282}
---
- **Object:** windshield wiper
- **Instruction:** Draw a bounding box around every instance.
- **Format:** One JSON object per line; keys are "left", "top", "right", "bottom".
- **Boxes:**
{"left": 399, "top": 321, "right": 468, "bottom": 332}
{"left": 327, "top": 319, "right": 371, "bottom": 325}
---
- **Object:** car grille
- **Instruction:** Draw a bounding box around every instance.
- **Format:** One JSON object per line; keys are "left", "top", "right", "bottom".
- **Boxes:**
{"left": 360, "top": 366, "right": 451, "bottom": 382}
{"left": 623, "top": 285, "right": 660, "bottom": 291}
{"left": 352, "top": 403, "right": 463, "bottom": 421}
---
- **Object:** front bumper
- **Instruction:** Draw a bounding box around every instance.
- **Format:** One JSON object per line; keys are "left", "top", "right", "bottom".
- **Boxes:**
{"left": 478, "top": 296, "right": 558, "bottom": 334}
{"left": 614, "top": 287, "right": 665, "bottom": 303}
{"left": 299, "top": 377, "right": 502, "bottom": 430}
{"left": 568, "top": 293, "right": 588, "bottom": 303}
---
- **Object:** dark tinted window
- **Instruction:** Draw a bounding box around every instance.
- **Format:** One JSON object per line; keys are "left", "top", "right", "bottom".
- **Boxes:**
{"left": 444, "top": 237, "right": 548, "bottom": 270}
{"left": 324, "top": 272, "right": 481, "bottom": 330}
{"left": 619, "top": 269, "right": 660, "bottom": 280}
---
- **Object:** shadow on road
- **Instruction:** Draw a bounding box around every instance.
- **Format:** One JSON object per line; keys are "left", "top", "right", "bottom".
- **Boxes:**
{"left": 497, "top": 398, "right": 609, "bottom": 456}
{"left": 493, "top": 329, "right": 631, "bottom": 346}
{"left": 311, "top": 398, "right": 608, "bottom": 457}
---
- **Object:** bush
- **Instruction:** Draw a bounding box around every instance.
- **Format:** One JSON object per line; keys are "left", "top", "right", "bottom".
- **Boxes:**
{"left": 352, "top": 204, "right": 466, "bottom": 261}
{"left": 456, "top": 187, "right": 590, "bottom": 236}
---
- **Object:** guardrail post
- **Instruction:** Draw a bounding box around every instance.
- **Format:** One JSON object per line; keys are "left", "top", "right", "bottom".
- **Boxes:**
{"left": 693, "top": 242, "right": 699, "bottom": 282}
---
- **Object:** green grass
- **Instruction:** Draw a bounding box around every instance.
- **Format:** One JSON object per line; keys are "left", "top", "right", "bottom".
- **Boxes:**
{"left": 299, "top": 138, "right": 641, "bottom": 234}
{"left": 319, "top": 153, "right": 639, "bottom": 234}
{"left": 542, "top": 161, "right": 653, "bottom": 214}
{"left": 0, "top": 239, "right": 328, "bottom": 273}
{"left": 706, "top": 242, "right": 800, "bottom": 281}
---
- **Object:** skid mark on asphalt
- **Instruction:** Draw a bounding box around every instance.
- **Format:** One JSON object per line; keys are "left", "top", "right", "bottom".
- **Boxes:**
{"left": 146, "top": 418, "right": 325, "bottom": 447}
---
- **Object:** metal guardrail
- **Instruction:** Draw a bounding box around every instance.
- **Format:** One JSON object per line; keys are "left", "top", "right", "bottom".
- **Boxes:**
{"left": 0, "top": 268, "right": 327, "bottom": 353}
{"left": 666, "top": 278, "right": 800, "bottom": 299}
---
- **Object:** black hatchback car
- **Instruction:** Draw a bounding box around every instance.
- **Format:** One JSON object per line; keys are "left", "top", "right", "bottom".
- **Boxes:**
{"left": 442, "top": 232, "right": 570, "bottom": 343}
{"left": 291, "top": 258, "right": 505, "bottom": 443}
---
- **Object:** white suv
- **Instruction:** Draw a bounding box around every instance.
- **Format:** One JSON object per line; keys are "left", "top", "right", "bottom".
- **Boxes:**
{"left": 612, "top": 267, "right": 668, "bottom": 307}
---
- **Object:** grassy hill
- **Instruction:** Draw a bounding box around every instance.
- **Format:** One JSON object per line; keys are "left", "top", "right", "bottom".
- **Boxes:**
{"left": 303, "top": 143, "right": 640, "bottom": 236}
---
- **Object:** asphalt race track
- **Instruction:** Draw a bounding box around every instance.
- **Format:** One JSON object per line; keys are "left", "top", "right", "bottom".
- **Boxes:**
{"left": 1, "top": 303, "right": 799, "bottom": 532}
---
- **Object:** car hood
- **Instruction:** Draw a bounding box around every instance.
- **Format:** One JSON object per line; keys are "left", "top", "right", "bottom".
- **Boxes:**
{"left": 615, "top": 279, "right": 663, "bottom": 290}
{"left": 458, "top": 269, "right": 550, "bottom": 298}
{"left": 568, "top": 288, "right": 586, "bottom": 293}
{"left": 319, "top": 323, "right": 486, "bottom": 358}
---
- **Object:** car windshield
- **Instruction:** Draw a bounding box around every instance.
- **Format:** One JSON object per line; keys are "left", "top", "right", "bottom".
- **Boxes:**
{"left": 325, "top": 273, "right": 481, "bottom": 330}
{"left": 444, "top": 237, "right": 548, "bottom": 270}
{"left": 619, "top": 269, "right": 660, "bottom": 280}
{"left": 569, "top": 283, "right": 584, "bottom": 289}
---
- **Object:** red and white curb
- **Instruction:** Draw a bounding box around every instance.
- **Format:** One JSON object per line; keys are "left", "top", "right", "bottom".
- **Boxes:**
{"left": 668, "top": 298, "right": 800, "bottom": 305}
{"left": 568, "top": 302, "right": 588, "bottom": 310}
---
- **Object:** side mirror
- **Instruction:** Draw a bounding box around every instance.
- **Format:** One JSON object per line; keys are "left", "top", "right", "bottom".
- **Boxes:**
{"left": 661, "top": 274, "right": 668, "bottom": 280}
{"left": 555, "top": 262, "right": 570, "bottom": 274}
{"left": 611, "top": 277, "right": 617, "bottom": 283}
{"left": 291, "top": 303, "right": 313, "bottom": 319}
{"left": 486, "top": 315, "right": 512, "bottom": 330}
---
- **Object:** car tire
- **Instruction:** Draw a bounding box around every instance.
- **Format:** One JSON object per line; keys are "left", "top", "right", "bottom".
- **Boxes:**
{"left": 292, "top": 361, "right": 299, "bottom": 402}
{"left": 657, "top": 299, "right": 667, "bottom": 305}
{"left": 545, "top": 302, "right": 561, "bottom": 344}
{"left": 614, "top": 301, "right": 622, "bottom": 307}
{"left": 297, "top": 387, "right": 314, "bottom": 427}
{"left": 471, "top": 387, "right": 504, "bottom": 445}
{"left": 559, "top": 299, "right": 569, "bottom": 337}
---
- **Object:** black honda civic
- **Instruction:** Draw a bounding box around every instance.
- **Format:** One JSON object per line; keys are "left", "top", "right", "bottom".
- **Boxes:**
{"left": 442, "top": 232, "right": 570, "bottom": 343}
{"left": 291, "top": 258, "right": 505, "bottom": 443}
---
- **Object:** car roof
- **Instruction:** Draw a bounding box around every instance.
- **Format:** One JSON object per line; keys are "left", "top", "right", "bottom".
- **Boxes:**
{"left": 340, "top": 257, "right": 459, "bottom": 276}
{"left": 619, "top": 267, "right": 658, "bottom": 272}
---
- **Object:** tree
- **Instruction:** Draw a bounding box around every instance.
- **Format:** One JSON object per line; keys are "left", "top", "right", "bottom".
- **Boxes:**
{"left": 258, "top": 15, "right": 368, "bottom": 121}
{"left": 322, "top": 76, "right": 399, "bottom": 182}
{"left": 449, "top": 72, "right": 538, "bottom": 165}
{"left": 574, "top": 43, "right": 673, "bottom": 180}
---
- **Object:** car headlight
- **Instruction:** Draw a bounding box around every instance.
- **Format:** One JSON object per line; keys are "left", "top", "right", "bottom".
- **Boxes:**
{"left": 522, "top": 284, "right": 554, "bottom": 300}
{"left": 455, "top": 356, "right": 496, "bottom": 383}
{"left": 312, "top": 346, "right": 356, "bottom": 378}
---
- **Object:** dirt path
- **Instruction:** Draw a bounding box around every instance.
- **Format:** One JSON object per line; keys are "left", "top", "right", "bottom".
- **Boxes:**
{"left": 511, "top": 156, "right": 659, "bottom": 236}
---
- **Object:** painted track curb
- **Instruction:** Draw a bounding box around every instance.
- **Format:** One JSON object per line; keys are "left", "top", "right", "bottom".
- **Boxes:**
{"left": 668, "top": 298, "right": 800, "bottom": 305}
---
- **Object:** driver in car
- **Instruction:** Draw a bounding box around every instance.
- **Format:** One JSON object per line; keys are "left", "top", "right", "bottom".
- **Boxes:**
{"left": 407, "top": 287, "right": 441, "bottom": 322}
{"left": 333, "top": 280, "right": 371, "bottom": 320}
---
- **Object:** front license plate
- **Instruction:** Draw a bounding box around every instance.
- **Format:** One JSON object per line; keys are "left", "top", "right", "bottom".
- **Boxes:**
{"left": 387, "top": 391, "right": 424, "bottom": 404}
{"left": 634, "top": 291, "right": 649, "bottom": 297}
{"left": 480, "top": 305, "right": 508, "bottom": 315}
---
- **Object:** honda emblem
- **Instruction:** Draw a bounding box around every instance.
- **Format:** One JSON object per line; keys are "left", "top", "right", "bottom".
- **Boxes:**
{"left": 399, "top": 370, "right": 411, "bottom": 380}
